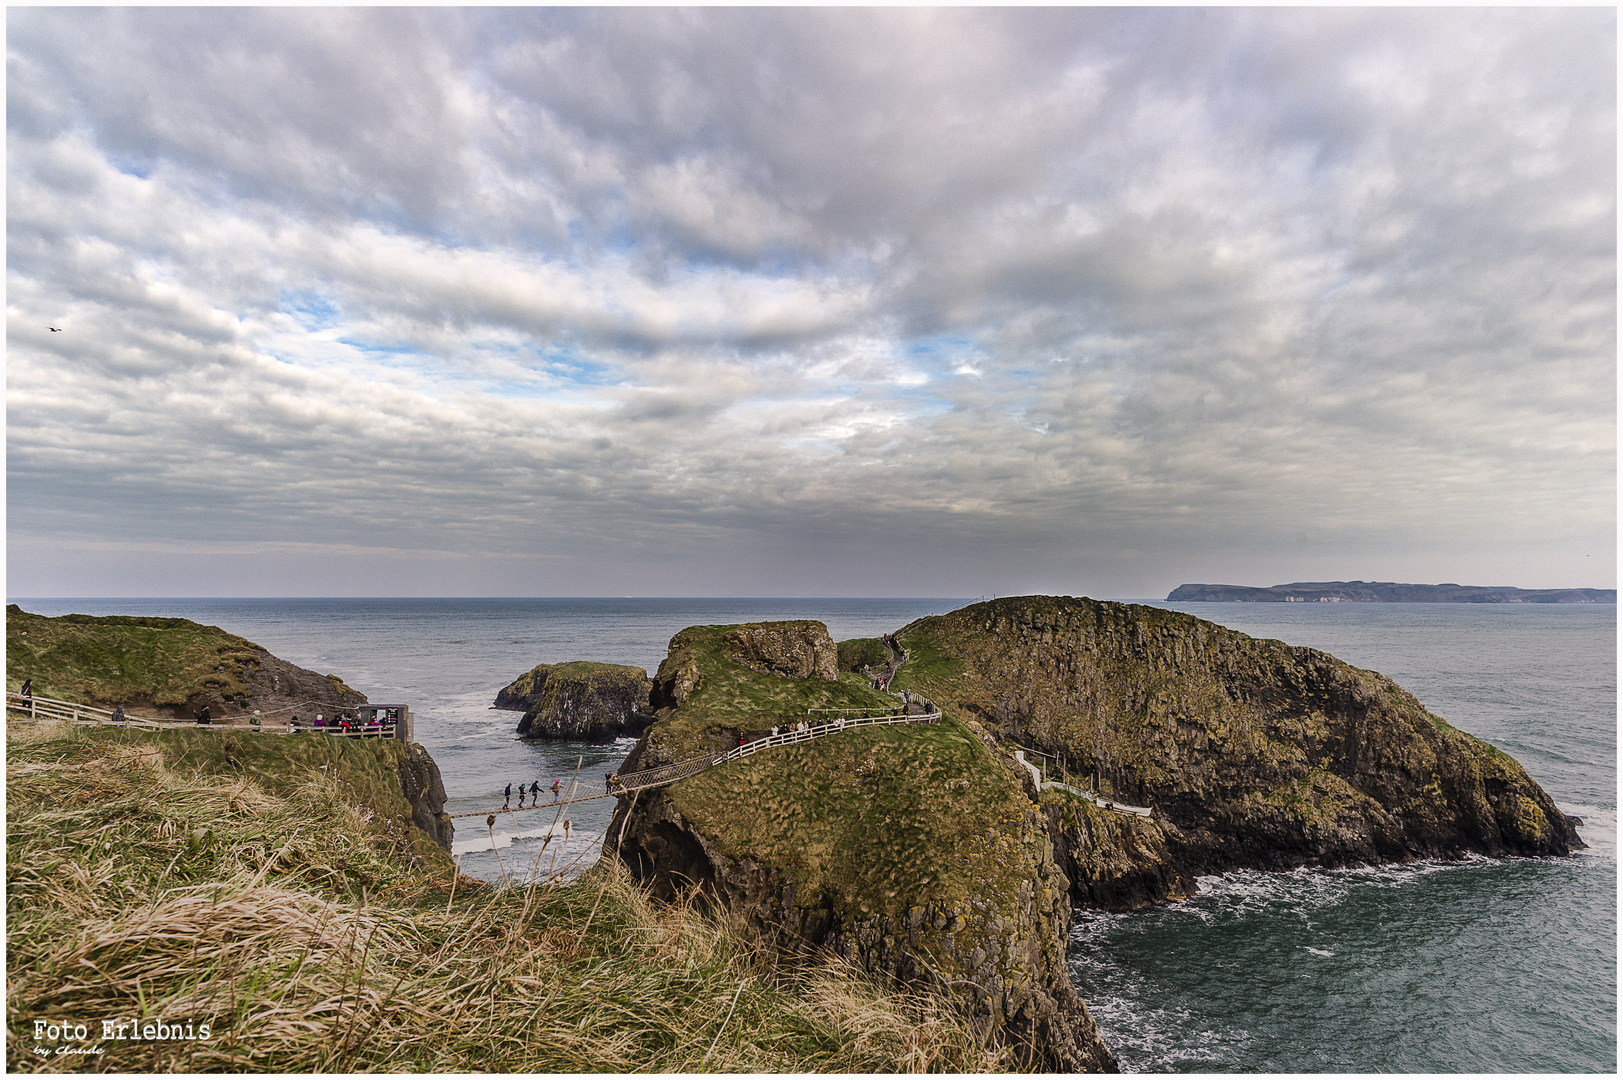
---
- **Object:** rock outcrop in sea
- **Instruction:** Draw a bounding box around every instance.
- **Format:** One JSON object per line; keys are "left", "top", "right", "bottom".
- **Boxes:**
{"left": 495, "top": 661, "right": 655, "bottom": 741}
{"left": 896, "top": 596, "right": 1582, "bottom": 909}
{"left": 608, "top": 619, "right": 1116, "bottom": 1071}
{"left": 599, "top": 599, "right": 1582, "bottom": 1071}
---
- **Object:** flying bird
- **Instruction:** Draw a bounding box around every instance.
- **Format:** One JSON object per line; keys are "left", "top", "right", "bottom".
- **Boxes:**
{"left": 48, "top": 326, "right": 62, "bottom": 332}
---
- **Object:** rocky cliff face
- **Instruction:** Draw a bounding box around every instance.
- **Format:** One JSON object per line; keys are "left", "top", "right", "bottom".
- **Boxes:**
{"left": 495, "top": 662, "right": 654, "bottom": 741}
{"left": 722, "top": 621, "right": 839, "bottom": 681}
{"left": 235, "top": 649, "right": 369, "bottom": 722}
{"left": 608, "top": 620, "right": 1116, "bottom": 1072}
{"left": 893, "top": 595, "right": 1581, "bottom": 910}
{"left": 395, "top": 741, "right": 454, "bottom": 852}
{"left": 492, "top": 663, "right": 551, "bottom": 711}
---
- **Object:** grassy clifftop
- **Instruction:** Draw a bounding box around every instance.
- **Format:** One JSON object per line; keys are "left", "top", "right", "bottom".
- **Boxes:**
{"left": 672, "top": 719, "right": 1027, "bottom": 918}
{"left": 6, "top": 606, "right": 365, "bottom": 719}
{"left": 615, "top": 620, "right": 1115, "bottom": 1071}
{"left": 644, "top": 622, "right": 898, "bottom": 759}
{"left": 6, "top": 718, "right": 1012, "bottom": 1072}
{"left": 7, "top": 606, "right": 266, "bottom": 706}
{"left": 890, "top": 595, "right": 1581, "bottom": 889}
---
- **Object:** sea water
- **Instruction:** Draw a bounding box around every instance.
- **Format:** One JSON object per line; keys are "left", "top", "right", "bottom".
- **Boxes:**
{"left": 1066, "top": 601, "right": 1616, "bottom": 1073}
{"left": 6, "top": 598, "right": 966, "bottom": 887}
{"left": 9, "top": 596, "right": 1614, "bottom": 1072}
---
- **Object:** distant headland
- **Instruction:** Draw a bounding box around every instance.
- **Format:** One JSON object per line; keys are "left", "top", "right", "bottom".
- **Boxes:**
{"left": 1167, "top": 581, "right": 1616, "bottom": 603}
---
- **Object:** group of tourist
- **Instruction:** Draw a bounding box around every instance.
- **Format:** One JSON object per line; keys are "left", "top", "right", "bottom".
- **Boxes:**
{"left": 748, "top": 700, "right": 937, "bottom": 747}
{"left": 504, "top": 778, "right": 567, "bottom": 808}
{"left": 760, "top": 716, "right": 847, "bottom": 742}
{"left": 303, "top": 713, "right": 394, "bottom": 736}
{"left": 9, "top": 679, "right": 406, "bottom": 739}
{"left": 221, "top": 711, "right": 397, "bottom": 736}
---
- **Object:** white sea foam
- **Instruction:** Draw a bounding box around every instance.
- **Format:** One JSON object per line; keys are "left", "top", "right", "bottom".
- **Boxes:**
{"left": 1181, "top": 852, "right": 1503, "bottom": 918}
{"left": 451, "top": 819, "right": 569, "bottom": 855}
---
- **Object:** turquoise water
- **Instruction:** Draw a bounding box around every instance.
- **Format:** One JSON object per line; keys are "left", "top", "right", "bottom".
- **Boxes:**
{"left": 9, "top": 597, "right": 1613, "bottom": 1071}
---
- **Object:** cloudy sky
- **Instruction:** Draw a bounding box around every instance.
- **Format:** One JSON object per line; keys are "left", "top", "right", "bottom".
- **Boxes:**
{"left": 7, "top": 8, "right": 1615, "bottom": 598}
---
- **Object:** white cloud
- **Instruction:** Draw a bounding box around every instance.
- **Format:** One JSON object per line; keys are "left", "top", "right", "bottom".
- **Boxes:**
{"left": 6, "top": 7, "right": 1614, "bottom": 598}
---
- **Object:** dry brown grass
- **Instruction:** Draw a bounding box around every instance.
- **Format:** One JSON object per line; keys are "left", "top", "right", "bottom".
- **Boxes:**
{"left": 7, "top": 718, "right": 1015, "bottom": 1073}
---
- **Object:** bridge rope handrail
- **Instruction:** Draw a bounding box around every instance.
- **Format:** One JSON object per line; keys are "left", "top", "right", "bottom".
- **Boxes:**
{"left": 449, "top": 709, "right": 943, "bottom": 818}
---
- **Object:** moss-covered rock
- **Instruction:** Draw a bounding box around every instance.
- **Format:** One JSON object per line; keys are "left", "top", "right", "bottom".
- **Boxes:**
{"left": 722, "top": 621, "right": 839, "bottom": 681}
{"left": 609, "top": 622, "right": 1116, "bottom": 1071}
{"left": 505, "top": 662, "right": 654, "bottom": 742}
{"left": 6, "top": 605, "right": 366, "bottom": 722}
{"left": 493, "top": 662, "right": 551, "bottom": 712}
{"left": 890, "top": 595, "right": 1582, "bottom": 907}
{"left": 1039, "top": 791, "right": 1194, "bottom": 910}
{"left": 837, "top": 637, "right": 893, "bottom": 673}
{"left": 644, "top": 623, "right": 900, "bottom": 760}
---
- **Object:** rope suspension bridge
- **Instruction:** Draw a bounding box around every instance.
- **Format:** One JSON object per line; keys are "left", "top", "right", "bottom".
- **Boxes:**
{"left": 450, "top": 707, "right": 944, "bottom": 819}
{"left": 10, "top": 628, "right": 1156, "bottom": 822}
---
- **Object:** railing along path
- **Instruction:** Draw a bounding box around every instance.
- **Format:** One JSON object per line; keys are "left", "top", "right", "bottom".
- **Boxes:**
{"left": 1010, "top": 743, "right": 1155, "bottom": 817}
{"left": 5, "top": 693, "right": 397, "bottom": 739}
{"left": 13, "top": 675, "right": 1157, "bottom": 820}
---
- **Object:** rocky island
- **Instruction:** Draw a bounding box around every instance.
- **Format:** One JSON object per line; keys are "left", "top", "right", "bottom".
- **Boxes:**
{"left": 495, "top": 660, "right": 654, "bottom": 740}
{"left": 1168, "top": 580, "right": 1616, "bottom": 603}
{"left": 603, "top": 597, "right": 1583, "bottom": 1070}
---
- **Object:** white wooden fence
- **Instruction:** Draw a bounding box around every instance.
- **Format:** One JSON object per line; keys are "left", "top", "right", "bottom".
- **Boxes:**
{"left": 5, "top": 693, "right": 395, "bottom": 738}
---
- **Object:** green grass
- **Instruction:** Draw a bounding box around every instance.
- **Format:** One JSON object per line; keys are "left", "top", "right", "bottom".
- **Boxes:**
{"left": 550, "top": 660, "right": 644, "bottom": 678}
{"left": 653, "top": 626, "right": 899, "bottom": 755}
{"left": 836, "top": 638, "right": 891, "bottom": 673}
{"left": 672, "top": 719, "right": 1023, "bottom": 918}
{"left": 887, "top": 630, "right": 969, "bottom": 698}
{"left": 504, "top": 661, "right": 650, "bottom": 713}
{"left": 639, "top": 621, "right": 1042, "bottom": 925}
{"left": 5, "top": 606, "right": 360, "bottom": 709}
{"left": 6, "top": 718, "right": 1016, "bottom": 1073}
